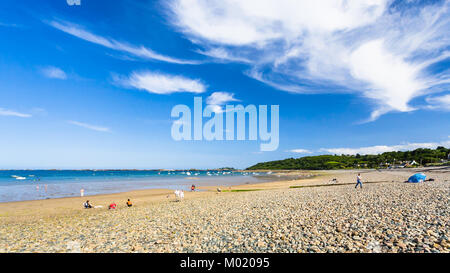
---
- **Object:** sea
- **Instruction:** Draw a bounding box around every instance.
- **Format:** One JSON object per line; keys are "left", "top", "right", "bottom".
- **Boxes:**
{"left": 0, "top": 170, "right": 274, "bottom": 202}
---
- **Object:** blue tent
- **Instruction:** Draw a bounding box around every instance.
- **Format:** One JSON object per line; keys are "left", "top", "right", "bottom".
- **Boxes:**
{"left": 408, "top": 173, "right": 427, "bottom": 183}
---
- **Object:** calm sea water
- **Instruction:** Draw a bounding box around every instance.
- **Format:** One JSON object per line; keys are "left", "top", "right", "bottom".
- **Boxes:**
{"left": 0, "top": 170, "right": 270, "bottom": 202}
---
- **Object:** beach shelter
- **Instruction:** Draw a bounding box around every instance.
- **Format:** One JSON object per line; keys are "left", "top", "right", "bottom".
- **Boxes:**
{"left": 408, "top": 173, "right": 426, "bottom": 183}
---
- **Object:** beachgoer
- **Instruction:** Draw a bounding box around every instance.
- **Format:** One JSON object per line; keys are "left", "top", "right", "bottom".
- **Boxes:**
{"left": 126, "top": 199, "right": 132, "bottom": 207}
{"left": 355, "top": 173, "right": 363, "bottom": 189}
{"left": 84, "top": 200, "right": 92, "bottom": 209}
{"left": 80, "top": 188, "right": 85, "bottom": 197}
{"left": 191, "top": 184, "right": 195, "bottom": 192}
{"left": 174, "top": 190, "right": 184, "bottom": 201}
{"left": 109, "top": 202, "right": 117, "bottom": 209}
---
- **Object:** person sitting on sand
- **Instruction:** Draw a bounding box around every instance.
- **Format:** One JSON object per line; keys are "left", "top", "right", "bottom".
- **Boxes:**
{"left": 126, "top": 199, "right": 132, "bottom": 207}
{"left": 108, "top": 202, "right": 117, "bottom": 210}
{"left": 355, "top": 173, "right": 363, "bottom": 189}
{"left": 84, "top": 200, "right": 92, "bottom": 209}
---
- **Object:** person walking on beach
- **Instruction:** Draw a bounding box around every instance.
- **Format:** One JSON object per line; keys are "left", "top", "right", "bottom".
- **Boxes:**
{"left": 191, "top": 184, "right": 196, "bottom": 192}
{"left": 355, "top": 173, "right": 363, "bottom": 189}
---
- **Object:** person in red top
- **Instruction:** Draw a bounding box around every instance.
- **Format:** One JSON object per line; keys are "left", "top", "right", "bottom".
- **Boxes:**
{"left": 191, "top": 184, "right": 195, "bottom": 192}
{"left": 108, "top": 202, "right": 117, "bottom": 210}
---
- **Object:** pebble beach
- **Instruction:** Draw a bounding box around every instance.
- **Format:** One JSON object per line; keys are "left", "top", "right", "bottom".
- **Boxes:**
{"left": 0, "top": 168, "right": 448, "bottom": 253}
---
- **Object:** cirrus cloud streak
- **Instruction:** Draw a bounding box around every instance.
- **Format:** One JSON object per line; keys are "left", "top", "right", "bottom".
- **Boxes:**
{"left": 47, "top": 20, "right": 200, "bottom": 65}
{"left": 68, "top": 120, "right": 111, "bottom": 132}
{"left": 114, "top": 71, "right": 206, "bottom": 94}
{"left": 167, "top": 0, "right": 450, "bottom": 121}
{"left": 0, "top": 108, "right": 32, "bottom": 118}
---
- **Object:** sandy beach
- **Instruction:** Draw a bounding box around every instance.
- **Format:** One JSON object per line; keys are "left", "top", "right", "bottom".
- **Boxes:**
{"left": 0, "top": 168, "right": 448, "bottom": 253}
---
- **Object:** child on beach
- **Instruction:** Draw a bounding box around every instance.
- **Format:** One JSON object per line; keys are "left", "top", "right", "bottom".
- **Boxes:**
{"left": 355, "top": 173, "right": 363, "bottom": 189}
{"left": 126, "top": 199, "right": 132, "bottom": 207}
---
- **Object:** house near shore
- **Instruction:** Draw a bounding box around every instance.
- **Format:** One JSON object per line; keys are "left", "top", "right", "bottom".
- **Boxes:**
{"left": 393, "top": 160, "right": 420, "bottom": 168}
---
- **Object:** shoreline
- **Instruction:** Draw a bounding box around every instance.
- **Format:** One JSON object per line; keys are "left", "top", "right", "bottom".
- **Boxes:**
{"left": 0, "top": 167, "right": 446, "bottom": 221}
{"left": 0, "top": 170, "right": 309, "bottom": 204}
{"left": 0, "top": 168, "right": 448, "bottom": 253}
{"left": 0, "top": 170, "right": 318, "bottom": 204}
{"left": 0, "top": 171, "right": 320, "bottom": 220}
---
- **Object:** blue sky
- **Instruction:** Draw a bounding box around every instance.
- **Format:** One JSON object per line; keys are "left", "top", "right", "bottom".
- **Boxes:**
{"left": 0, "top": 0, "right": 449, "bottom": 169}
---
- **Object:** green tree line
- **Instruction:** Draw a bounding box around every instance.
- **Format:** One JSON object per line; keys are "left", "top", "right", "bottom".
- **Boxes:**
{"left": 246, "top": 147, "right": 450, "bottom": 170}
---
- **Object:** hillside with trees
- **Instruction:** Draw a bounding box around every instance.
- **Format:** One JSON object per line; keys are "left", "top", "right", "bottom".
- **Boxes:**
{"left": 246, "top": 147, "right": 450, "bottom": 170}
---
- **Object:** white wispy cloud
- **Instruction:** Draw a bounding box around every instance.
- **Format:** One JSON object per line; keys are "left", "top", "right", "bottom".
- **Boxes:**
{"left": 206, "top": 91, "right": 240, "bottom": 113}
{"left": 196, "top": 48, "right": 252, "bottom": 63}
{"left": 0, "top": 22, "right": 22, "bottom": 28}
{"left": 30, "top": 108, "right": 47, "bottom": 116}
{"left": 167, "top": 0, "right": 450, "bottom": 120}
{"left": 40, "top": 66, "right": 67, "bottom": 80}
{"left": 0, "top": 108, "right": 32, "bottom": 118}
{"left": 206, "top": 92, "right": 239, "bottom": 105}
{"left": 288, "top": 149, "right": 313, "bottom": 154}
{"left": 47, "top": 20, "right": 200, "bottom": 65}
{"left": 68, "top": 121, "right": 111, "bottom": 132}
{"left": 115, "top": 71, "right": 206, "bottom": 94}
{"left": 319, "top": 141, "right": 450, "bottom": 155}
{"left": 426, "top": 94, "right": 450, "bottom": 110}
